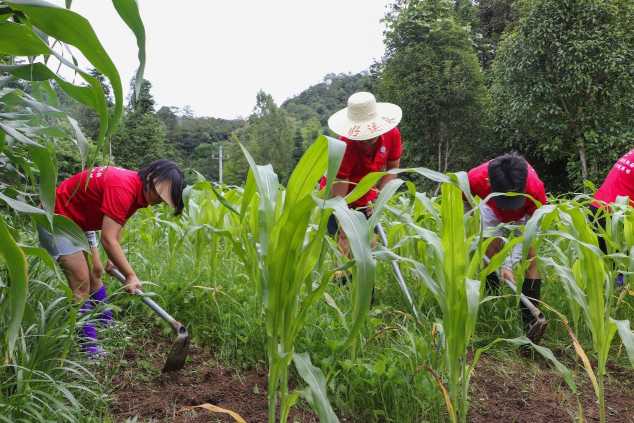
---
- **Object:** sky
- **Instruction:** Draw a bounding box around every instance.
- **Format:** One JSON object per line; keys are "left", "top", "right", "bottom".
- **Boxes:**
{"left": 53, "top": 0, "right": 388, "bottom": 119}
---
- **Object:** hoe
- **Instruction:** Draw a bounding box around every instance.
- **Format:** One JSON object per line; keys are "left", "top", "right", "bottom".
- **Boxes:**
{"left": 107, "top": 266, "right": 190, "bottom": 372}
{"left": 502, "top": 276, "right": 548, "bottom": 343}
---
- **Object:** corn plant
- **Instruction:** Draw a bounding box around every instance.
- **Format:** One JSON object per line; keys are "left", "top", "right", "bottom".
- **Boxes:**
{"left": 218, "top": 135, "right": 378, "bottom": 423}
{"left": 0, "top": 0, "right": 146, "bottom": 359}
{"left": 380, "top": 181, "right": 481, "bottom": 423}
{"left": 539, "top": 203, "right": 634, "bottom": 423}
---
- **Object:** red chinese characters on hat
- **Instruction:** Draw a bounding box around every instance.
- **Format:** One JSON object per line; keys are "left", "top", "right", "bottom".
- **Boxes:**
{"left": 347, "top": 125, "right": 361, "bottom": 137}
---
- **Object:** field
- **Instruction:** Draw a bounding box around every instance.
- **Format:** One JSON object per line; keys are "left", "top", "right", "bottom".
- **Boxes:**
{"left": 2, "top": 1, "right": 634, "bottom": 422}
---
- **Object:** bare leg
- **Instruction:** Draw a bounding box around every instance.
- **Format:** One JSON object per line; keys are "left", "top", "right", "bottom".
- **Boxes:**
{"left": 58, "top": 252, "right": 91, "bottom": 302}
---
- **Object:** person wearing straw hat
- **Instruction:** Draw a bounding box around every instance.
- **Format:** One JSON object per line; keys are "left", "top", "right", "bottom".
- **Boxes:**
{"left": 38, "top": 159, "right": 185, "bottom": 356}
{"left": 323, "top": 91, "right": 403, "bottom": 264}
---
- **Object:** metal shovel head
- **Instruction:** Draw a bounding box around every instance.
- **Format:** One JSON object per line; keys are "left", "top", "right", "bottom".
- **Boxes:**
{"left": 526, "top": 313, "right": 548, "bottom": 344}
{"left": 162, "top": 324, "right": 190, "bottom": 373}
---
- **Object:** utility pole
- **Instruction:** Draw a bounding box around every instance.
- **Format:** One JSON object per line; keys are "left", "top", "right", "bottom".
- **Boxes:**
{"left": 212, "top": 142, "right": 229, "bottom": 184}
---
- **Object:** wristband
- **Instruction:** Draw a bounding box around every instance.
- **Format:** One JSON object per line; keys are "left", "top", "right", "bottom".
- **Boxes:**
{"left": 85, "top": 231, "right": 99, "bottom": 248}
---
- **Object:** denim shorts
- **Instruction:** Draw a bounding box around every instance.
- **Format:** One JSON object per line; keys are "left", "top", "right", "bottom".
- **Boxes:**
{"left": 37, "top": 226, "right": 94, "bottom": 260}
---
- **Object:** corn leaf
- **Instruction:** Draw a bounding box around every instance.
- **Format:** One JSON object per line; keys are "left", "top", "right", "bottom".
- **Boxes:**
{"left": 292, "top": 352, "right": 339, "bottom": 423}
{"left": 0, "top": 215, "right": 28, "bottom": 359}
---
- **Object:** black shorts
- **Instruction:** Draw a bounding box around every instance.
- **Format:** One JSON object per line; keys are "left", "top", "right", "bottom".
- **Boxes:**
{"left": 327, "top": 207, "right": 377, "bottom": 236}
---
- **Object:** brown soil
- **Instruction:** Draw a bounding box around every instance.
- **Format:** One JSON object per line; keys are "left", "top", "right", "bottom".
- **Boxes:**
{"left": 470, "top": 354, "right": 634, "bottom": 423}
{"left": 109, "top": 337, "right": 318, "bottom": 423}
{"left": 109, "top": 332, "right": 634, "bottom": 423}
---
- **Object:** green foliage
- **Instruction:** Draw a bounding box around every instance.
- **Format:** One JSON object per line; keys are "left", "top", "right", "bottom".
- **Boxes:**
{"left": 491, "top": 0, "right": 634, "bottom": 191}
{"left": 282, "top": 73, "right": 373, "bottom": 129}
{"left": 112, "top": 111, "right": 169, "bottom": 169}
{"left": 225, "top": 91, "right": 295, "bottom": 185}
{"left": 378, "top": 0, "right": 493, "bottom": 178}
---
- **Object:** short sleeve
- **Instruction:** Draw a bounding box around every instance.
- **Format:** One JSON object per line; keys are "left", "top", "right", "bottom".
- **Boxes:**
{"left": 387, "top": 128, "right": 403, "bottom": 161}
{"left": 531, "top": 178, "right": 547, "bottom": 205}
{"left": 100, "top": 185, "right": 136, "bottom": 225}
{"left": 467, "top": 168, "right": 484, "bottom": 198}
{"left": 336, "top": 138, "right": 355, "bottom": 179}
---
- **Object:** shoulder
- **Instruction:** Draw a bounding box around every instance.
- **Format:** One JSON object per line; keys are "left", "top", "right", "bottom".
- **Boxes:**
{"left": 384, "top": 127, "right": 401, "bottom": 144}
{"left": 468, "top": 162, "right": 490, "bottom": 195}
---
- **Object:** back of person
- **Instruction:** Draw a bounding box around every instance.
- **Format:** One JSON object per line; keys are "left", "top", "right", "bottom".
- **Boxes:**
{"left": 56, "top": 166, "right": 146, "bottom": 231}
{"left": 468, "top": 160, "right": 546, "bottom": 223}
{"left": 594, "top": 149, "right": 634, "bottom": 205}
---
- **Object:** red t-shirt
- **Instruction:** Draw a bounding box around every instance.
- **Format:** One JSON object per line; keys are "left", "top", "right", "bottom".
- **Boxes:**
{"left": 322, "top": 127, "right": 403, "bottom": 207}
{"left": 594, "top": 149, "right": 634, "bottom": 206}
{"left": 55, "top": 166, "right": 148, "bottom": 231}
{"left": 468, "top": 161, "right": 547, "bottom": 223}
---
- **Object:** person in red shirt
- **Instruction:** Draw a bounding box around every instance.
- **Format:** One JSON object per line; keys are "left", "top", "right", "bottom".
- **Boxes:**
{"left": 591, "top": 149, "right": 634, "bottom": 288}
{"left": 38, "top": 159, "right": 185, "bottom": 356}
{"left": 323, "top": 92, "right": 403, "bottom": 261}
{"left": 468, "top": 153, "right": 548, "bottom": 342}
{"left": 594, "top": 149, "right": 634, "bottom": 206}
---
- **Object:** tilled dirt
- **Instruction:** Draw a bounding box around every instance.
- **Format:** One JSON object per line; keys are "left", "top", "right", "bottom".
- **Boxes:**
{"left": 470, "top": 354, "right": 634, "bottom": 423}
{"left": 109, "top": 333, "right": 634, "bottom": 423}
{"left": 109, "top": 340, "right": 317, "bottom": 423}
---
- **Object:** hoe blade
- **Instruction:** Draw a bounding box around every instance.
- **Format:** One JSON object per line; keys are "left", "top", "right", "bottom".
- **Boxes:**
{"left": 162, "top": 324, "right": 190, "bottom": 373}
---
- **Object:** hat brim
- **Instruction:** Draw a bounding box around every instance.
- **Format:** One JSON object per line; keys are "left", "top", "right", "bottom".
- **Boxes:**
{"left": 493, "top": 195, "right": 526, "bottom": 211}
{"left": 154, "top": 179, "right": 175, "bottom": 208}
{"left": 328, "top": 103, "right": 402, "bottom": 141}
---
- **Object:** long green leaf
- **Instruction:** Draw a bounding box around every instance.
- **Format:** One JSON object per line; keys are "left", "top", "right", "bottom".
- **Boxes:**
{"left": 0, "top": 21, "right": 50, "bottom": 55}
{"left": 112, "top": 0, "right": 145, "bottom": 101}
{"left": 292, "top": 352, "right": 339, "bottom": 423}
{"left": 0, "top": 215, "right": 28, "bottom": 359}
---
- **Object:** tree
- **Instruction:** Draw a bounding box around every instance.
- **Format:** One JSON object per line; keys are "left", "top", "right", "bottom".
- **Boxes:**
{"left": 292, "top": 128, "right": 304, "bottom": 166}
{"left": 111, "top": 113, "right": 169, "bottom": 169}
{"left": 112, "top": 79, "right": 171, "bottom": 169}
{"left": 477, "top": 0, "right": 519, "bottom": 69}
{"left": 225, "top": 91, "right": 295, "bottom": 184}
{"left": 491, "top": 0, "right": 634, "bottom": 190}
{"left": 156, "top": 106, "right": 179, "bottom": 132}
{"left": 378, "top": 0, "right": 492, "bottom": 176}
{"left": 129, "top": 79, "right": 155, "bottom": 114}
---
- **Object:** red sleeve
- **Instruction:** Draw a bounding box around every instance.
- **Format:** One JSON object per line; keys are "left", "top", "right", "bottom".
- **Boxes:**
{"left": 336, "top": 138, "right": 355, "bottom": 179}
{"left": 467, "top": 165, "right": 488, "bottom": 199}
{"left": 100, "top": 185, "right": 136, "bottom": 225}
{"left": 387, "top": 127, "right": 403, "bottom": 161}
{"left": 528, "top": 175, "right": 547, "bottom": 205}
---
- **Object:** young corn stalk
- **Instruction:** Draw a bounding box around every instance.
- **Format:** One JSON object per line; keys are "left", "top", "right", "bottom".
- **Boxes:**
{"left": 231, "top": 135, "right": 376, "bottom": 423}
{"left": 540, "top": 203, "right": 634, "bottom": 423}
{"left": 397, "top": 181, "right": 483, "bottom": 423}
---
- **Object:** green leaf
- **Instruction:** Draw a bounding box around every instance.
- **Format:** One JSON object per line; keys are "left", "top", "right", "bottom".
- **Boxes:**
{"left": 0, "top": 21, "right": 50, "bottom": 55}
{"left": 112, "top": 0, "right": 146, "bottom": 101}
{"left": 0, "top": 191, "right": 48, "bottom": 215}
{"left": 28, "top": 145, "right": 56, "bottom": 213}
{"left": 19, "top": 244, "right": 56, "bottom": 270}
{"left": 612, "top": 319, "right": 634, "bottom": 368}
{"left": 7, "top": 0, "right": 124, "bottom": 138}
{"left": 0, "top": 215, "right": 28, "bottom": 359}
{"left": 292, "top": 352, "right": 339, "bottom": 423}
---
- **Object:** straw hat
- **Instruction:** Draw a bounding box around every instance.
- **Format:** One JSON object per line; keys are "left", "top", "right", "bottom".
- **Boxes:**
{"left": 328, "top": 92, "right": 402, "bottom": 141}
{"left": 154, "top": 179, "right": 175, "bottom": 208}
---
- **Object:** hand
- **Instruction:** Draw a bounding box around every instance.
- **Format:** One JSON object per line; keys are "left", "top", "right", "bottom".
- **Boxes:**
{"left": 500, "top": 267, "right": 515, "bottom": 284}
{"left": 105, "top": 260, "right": 114, "bottom": 273}
{"left": 124, "top": 274, "right": 142, "bottom": 294}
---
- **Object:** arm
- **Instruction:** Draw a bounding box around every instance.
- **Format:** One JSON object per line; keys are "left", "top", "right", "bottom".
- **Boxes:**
{"left": 377, "top": 159, "right": 400, "bottom": 190}
{"left": 331, "top": 179, "right": 349, "bottom": 198}
{"left": 101, "top": 215, "right": 141, "bottom": 293}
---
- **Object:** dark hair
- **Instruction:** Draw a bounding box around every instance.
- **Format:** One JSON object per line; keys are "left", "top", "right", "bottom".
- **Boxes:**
{"left": 488, "top": 153, "right": 528, "bottom": 210}
{"left": 138, "top": 159, "right": 185, "bottom": 215}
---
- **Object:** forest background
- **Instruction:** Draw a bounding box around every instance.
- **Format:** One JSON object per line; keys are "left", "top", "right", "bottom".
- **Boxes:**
{"left": 52, "top": 0, "right": 634, "bottom": 193}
